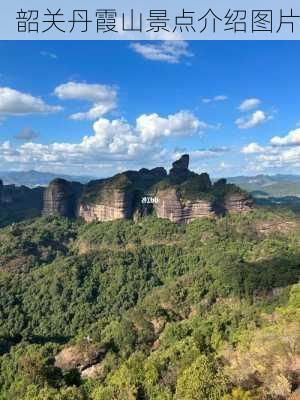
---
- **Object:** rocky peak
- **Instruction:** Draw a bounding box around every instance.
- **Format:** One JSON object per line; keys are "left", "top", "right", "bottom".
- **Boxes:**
{"left": 169, "top": 154, "right": 192, "bottom": 184}
{"left": 138, "top": 167, "right": 167, "bottom": 178}
{"left": 172, "top": 154, "right": 189, "bottom": 170}
{"left": 149, "top": 167, "right": 167, "bottom": 177}
{"left": 214, "top": 178, "right": 227, "bottom": 188}
{"left": 41, "top": 154, "right": 253, "bottom": 223}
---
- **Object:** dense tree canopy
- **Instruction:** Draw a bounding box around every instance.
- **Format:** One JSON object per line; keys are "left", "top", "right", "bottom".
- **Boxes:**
{"left": 0, "top": 210, "right": 299, "bottom": 399}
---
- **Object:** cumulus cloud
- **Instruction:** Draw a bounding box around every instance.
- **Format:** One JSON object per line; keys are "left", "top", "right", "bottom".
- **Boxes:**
{"left": 202, "top": 95, "right": 228, "bottom": 104}
{"left": 241, "top": 142, "right": 265, "bottom": 154}
{"left": 235, "top": 110, "right": 272, "bottom": 129}
{"left": 0, "top": 141, "right": 16, "bottom": 158}
{"left": 270, "top": 128, "right": 300, "bottom": 147}
{"left": 0, "top": 111, "right": 205, "bottom": 174}
{"left": 130, "top": 41, "right": 193, "bottom": 64}
{"left": 0, "top": 121, "right": 150, "bottom": 170}
{"left": 0, "top": 87, "right": 62, "bottom": 116}
{"left": 14, "top": 127, "right": 39, "bottom": 141}
{"left": 257, "top": 146, "right": 300, "bottom": 167}
{"left": 241, "top": 127, "right": 300, "bottom": 172}
{"left": 136, "top": 111, "right": 203, "bottom": 143}
{"left": 54, "top": 82, "right": 118, "bottom": 120}
{"left": 238, "top": 98, "right": 261, "bottom": 112}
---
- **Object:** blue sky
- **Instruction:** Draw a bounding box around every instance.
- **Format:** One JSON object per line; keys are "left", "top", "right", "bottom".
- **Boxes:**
{"left": 0, "top": 40, "right": 300, "bottom": 177}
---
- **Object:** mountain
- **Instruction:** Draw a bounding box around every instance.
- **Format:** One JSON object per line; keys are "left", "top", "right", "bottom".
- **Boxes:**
{"left": 0, "top": 155, "right": 253, "bottom": 228}
{"left": 0, "top": 170, "right": 95, "bottom": 187}
{"left": 227, "top": 174, "right": 300, "bottom": 198}
{"left": 0, "top": 156, "right": 299, "bottom": 399}
{"left": 2, "top": 169, "right": 300, "bottom": 199}
{"left": 42, "top": 154, "right": 252, "bottom": 223}
{"left": 0, "top": 210, "right": 299, "bottom": 399}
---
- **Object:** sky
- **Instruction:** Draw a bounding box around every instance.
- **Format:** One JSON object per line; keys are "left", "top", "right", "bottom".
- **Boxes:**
{"left": 0, "top": 40, "right": 300, "bottom": 178}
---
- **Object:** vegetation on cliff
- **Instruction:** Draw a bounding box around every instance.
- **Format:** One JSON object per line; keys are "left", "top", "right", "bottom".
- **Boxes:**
{"left": 44, "top": 155, "right": 252, "bottom": 222}
{"left": 0, "top": 206, "right": 299, "bottom": 399}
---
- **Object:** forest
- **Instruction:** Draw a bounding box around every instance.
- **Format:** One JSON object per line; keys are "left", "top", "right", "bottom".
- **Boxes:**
{"left": 0, "top": 208, "right": 299, "bottom": 399}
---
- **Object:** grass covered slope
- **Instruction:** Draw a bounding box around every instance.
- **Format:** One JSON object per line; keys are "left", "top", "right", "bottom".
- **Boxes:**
{"left": 0, "top": 210, "right": 299, "bottom": 399}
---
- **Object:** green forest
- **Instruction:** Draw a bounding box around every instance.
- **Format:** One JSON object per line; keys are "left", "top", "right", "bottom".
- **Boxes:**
{"left": 0, "top": 209, "right": 299, "bottom": 399}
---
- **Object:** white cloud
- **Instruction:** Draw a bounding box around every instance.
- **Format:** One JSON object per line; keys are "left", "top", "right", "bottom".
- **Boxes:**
{"left": 136, "top": 111, "right": 203, "bottom": 143}
{"left": 190, "top": 148, "right": 229, "bottom": 158}
{"left": 70, "top": 105, "right": 116, "bottom": 121}
{"left": 40, "top": 51, "right": 58, "bottom": 59}
{"left": 270, "top": 128, "right": 300, "bottom": 146}
{"left": 241, "top": 128, "right": 300, "bottom": 172}
{"left": 241, "top": 142, "right": 265, "bottom": 154}
{"left": 235, "top": 110, "right": 272, "bottom": 129}
{"left": 257, "top": 146, "right": 300, "bottom": 167}
{"left": 280, "top": 147, "right": 300, "bottom": 164}
{"left": 0, "top": 87, "right": 62, "bottom": 116}
{"left": 172, "top": 147, "right": 228, "bottom": 161}
{"left": 0, "top": 111, "right": 205, "bottom": 174}
{"left": 130, "top": 41, "right": 193, "bottom": 64}
{"left": 202, "top": 95, "right": 228, "bottom": 104}
{"left": 214, "top": 95, "right": 228, "bottom": 101}
{"left": 54, "top": 82, "right": 118, "bottom": 120}
{"left": 54, "top": 82, "right": 115, "bottom": 103}
{"left": 238, "top": 98, "right": 261, "bottom": 112}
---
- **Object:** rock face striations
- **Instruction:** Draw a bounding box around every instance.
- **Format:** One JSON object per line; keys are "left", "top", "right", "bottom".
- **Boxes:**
{"left": 42, "top": 154, "right": 253, "bottom": 223}
{"left": 224, "top": 192, "right": 254, "bottom": 213}
{"left": 153, "top": 188, "right": 216, "bottom": 223}
{"left": 79, "top": 189, "right": 134, "bottom": 222}
{"left": 43, "top": 178, "right": 83, "bottom": 218}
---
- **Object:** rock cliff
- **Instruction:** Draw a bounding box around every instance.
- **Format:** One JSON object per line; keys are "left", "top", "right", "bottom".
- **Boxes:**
{"left": 43, "top": 178, "right": 83, "bottom": 218}
{"left": 79, "top": 189, "right": 134, "bottom": 222}
{"left": 224, "top": 192, "right": 254, "bottom": 213}
{"left": 153, "top": 188, "right": 215, "bottom": 223}
{"left": 42, "top": 155, "right": 253, "bottom": 223}
{"left": 0, "top": 180, "right": 44, "bottom": 226}
{"left": 0, "top": 180, "right": 43, "bottom": 206}
{"left": 169, "top": 154, "right": 193, "bottom": 184}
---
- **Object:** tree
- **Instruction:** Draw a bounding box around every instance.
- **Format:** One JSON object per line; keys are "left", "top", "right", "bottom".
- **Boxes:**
{"left": 175, "top": 355, "right": 225, "bottom": 399}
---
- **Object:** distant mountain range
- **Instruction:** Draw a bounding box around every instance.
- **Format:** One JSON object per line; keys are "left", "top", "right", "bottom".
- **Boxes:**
{"left": 227, "top": 174, "right": 300, "bottom": 198}
{"left": 1, "top": 170, "right": 300, "bottom": 199}
{"left": 0, "top": 170, "right": 95, "bottom": 187}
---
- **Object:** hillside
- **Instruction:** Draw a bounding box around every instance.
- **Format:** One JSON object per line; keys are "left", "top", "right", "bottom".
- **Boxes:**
{"left": 228, "top": 174, "right": 300, "bottom": 198}
{"left": 0, "top": 208, "right": 299, "bottom": 399}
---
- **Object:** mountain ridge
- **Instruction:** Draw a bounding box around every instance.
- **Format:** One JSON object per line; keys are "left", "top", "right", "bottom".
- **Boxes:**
{"left": 43, "top": 154, "right": 253, "bottom": 223}
{"left": 0, "top": 170, "right": 94, "bottom": 187}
